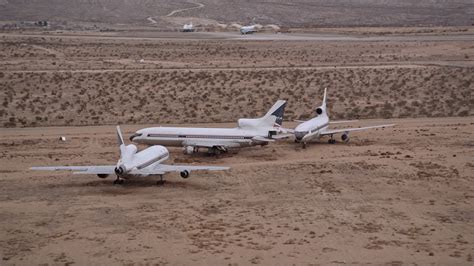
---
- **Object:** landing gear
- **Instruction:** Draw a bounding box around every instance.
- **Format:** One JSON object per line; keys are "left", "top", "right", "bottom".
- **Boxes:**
{"left": 208, "top": 146, "right": 227, "bottom": 156}
{"left": 328, "top": 135, "right": 336, "bottom": 144}
{"left": 113, "top": 177, "right": 124, "bottom": 185}
{"left": 213, "top": 148, "right": 221, "bottom": 156}
{"left": 156, "top": 175, "right": 165, "bottom": 186}
{"left": 302, "top": 142, "right": 307, "bottom": 149}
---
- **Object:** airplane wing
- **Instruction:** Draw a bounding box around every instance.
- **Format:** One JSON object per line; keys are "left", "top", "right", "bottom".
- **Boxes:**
{"left": 132, "top": 164, "right": 230, "bottom": 175}
{"left": 182, "top": 139, "right": 242, "bottom": 148}
{"left": 30, "top": 165, "right": 116, "bottom": 175}
{"left": 329, "top": 120, "right": 359, "bottom": 124}
{"left": 296, "top": 119, "right": 357, "bottom": 124}
{"left": 320, "top": 124, "right": 395, "bottom": 136}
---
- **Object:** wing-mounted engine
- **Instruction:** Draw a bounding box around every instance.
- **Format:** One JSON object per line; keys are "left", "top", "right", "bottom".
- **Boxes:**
{"left": 180, "top": 170, "right": 190, "bottom": 178}
{"left": 341, "top": 132, "right": 350, "bottom": 143}
{"left": 97, "top": 174, "right": 109, "bottom": 178}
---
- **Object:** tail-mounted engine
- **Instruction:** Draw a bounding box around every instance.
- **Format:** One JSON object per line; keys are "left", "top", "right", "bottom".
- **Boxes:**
{"left": 114, "top": 165, "right": 126, "bottom": 176}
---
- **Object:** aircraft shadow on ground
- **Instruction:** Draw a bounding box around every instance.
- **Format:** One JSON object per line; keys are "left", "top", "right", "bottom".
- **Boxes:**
{"left": 42, "top": 176, "right": 212, "bottom": 193}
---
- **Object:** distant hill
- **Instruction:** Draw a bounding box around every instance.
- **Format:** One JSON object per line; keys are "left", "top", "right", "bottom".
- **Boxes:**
{"left": 0, "top": 0, "right": 473, "bottom": 28}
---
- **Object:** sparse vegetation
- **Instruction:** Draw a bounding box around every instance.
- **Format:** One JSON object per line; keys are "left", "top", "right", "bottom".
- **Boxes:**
{"left": 0, "top": 35, "right": 472, "bottom": 127}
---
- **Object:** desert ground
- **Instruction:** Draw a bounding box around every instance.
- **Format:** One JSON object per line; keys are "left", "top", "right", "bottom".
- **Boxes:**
{"left": 0, "top": 117, "right": 473, "bottom": 264}
{"left": 0, "top": 28, "right": 473, "bottom": 264}
{"left": 1, "top": 1, "right": 474, "bottom": 263}
{"left": 0, "top": 30, "right": 473, "bottom": 128}
{"left": 1, "top": 0, "right": 473, "bottom": 28}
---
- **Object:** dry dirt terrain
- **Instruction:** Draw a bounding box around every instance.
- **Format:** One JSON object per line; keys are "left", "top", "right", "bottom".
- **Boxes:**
{"left": 0, "top": 30, "right": 473, "bottom": 127}
{"left": 0, "top": 117, "right": 473, "bottom": 264}
{"left": 1, "top": 0, "right": 473, "bottom": 28}
{"left": 0, "top": 11, "right": 473, "bottom": 264}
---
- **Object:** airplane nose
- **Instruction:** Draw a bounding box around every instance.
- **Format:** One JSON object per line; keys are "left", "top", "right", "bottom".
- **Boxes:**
{"left": 294, "top": 132, "right": 305, "bottom": 140}
{"left": 129, "top": 133, "right": 142, "bottom": 142}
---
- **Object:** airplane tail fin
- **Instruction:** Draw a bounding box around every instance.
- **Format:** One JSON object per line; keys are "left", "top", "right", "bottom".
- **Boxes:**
{"left": 116, "top": 125, "right": 127, "bottom": 160}
{"left": 315, "top": 88, "right": 328, "bottom": 116}
{"left": 237, "top": 100, "right": 287, "bottom": 129}
{"left": 116, "top": 125, "right": 125, "bottom": 146}
{"left": 322, "top": 87, "right": 327, "bottom": 109}
{"left": 263, "top": 100, "right": 287, "bottom": 126}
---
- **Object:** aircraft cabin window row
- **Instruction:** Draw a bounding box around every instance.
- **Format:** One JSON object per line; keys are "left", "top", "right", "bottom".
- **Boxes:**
{"left": 147, "top": 134, "right": 252, "bottom": 140}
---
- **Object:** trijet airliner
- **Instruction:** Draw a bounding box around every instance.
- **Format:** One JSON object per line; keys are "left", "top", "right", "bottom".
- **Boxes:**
{"left": 130, "top": 100, "right": 288, "bottom": 155}
{"left": 294, "top": 88, "right": 395, "bottom": 148}
{"left": 240, "top": 25, "right": 257, "bottom": 34}
{"left": 31, "top": 126, "right": 229, "bottom": 185}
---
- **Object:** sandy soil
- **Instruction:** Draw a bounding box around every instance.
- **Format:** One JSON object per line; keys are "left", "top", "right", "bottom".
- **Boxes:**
{"left": 0, "top": 117, "right": 473, "bottom": 264}
{"left": 1, "top": 0, "right": 472, "bottom": 28}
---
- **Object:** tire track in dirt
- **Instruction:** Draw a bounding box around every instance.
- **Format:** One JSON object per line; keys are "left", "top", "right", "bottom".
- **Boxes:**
{"left": 0, "top": 63, "right": 429, "bottom": 74}
{"left": 165, "top": 1, "right": 204, "bottom": 17}
{"left": 147, "top": 1, "right": 204, "bottom": 24}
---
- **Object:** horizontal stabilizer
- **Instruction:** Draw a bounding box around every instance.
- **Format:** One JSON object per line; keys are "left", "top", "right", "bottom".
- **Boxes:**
{"left": 30, "top": 165, "right": 116, "bottom": 175}
{"left": 321, "top": 124, "right": 395, "bottom": 136}
{"left": 329, "top": 120, "right": 359, "bottom": 124}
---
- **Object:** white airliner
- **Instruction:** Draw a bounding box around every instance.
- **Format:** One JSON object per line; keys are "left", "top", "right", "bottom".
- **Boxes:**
{"left": 130, "top": 100, "right": 288, "bottom": 155}
{"left": 294, "top": 88, "right": 395, "bottom": 148}
{"left": 240, "top": 25, "right": 257, "bottom": 34}
{"left": 30, "top": 126, "right": 229, "bottom": 185}
{"left": 182, "top": 22, "right": 195, "bottom": 32}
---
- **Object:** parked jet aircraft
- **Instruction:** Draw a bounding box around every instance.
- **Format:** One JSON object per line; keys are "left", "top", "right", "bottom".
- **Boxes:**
{"left": 294, "top": 88, "right": 395, "bottom": 148}
{"left": 30, "top": 126, "right": 229, "bottom": 185}
{"left": 240, "top": 25, "right": 257, "bottom": 34}
{"left": 130, "top": 100, "right": 288, "bottom": 155}
{"left": 182, "top": 22, "right": 195, "bottom": 32}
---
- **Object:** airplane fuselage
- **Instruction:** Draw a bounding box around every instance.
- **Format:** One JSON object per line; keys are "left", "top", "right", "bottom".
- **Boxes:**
{"left": 294, "top": 115, "right": 329, "bottom": 142}
{"left": 131, "top": 126, "right": 270, "bottom": 148}
{"left": 116, "top": 145, "right": 169, "bottom": 178}
{"left": 240, "top": 26, "right": 257, "bottom": 34}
